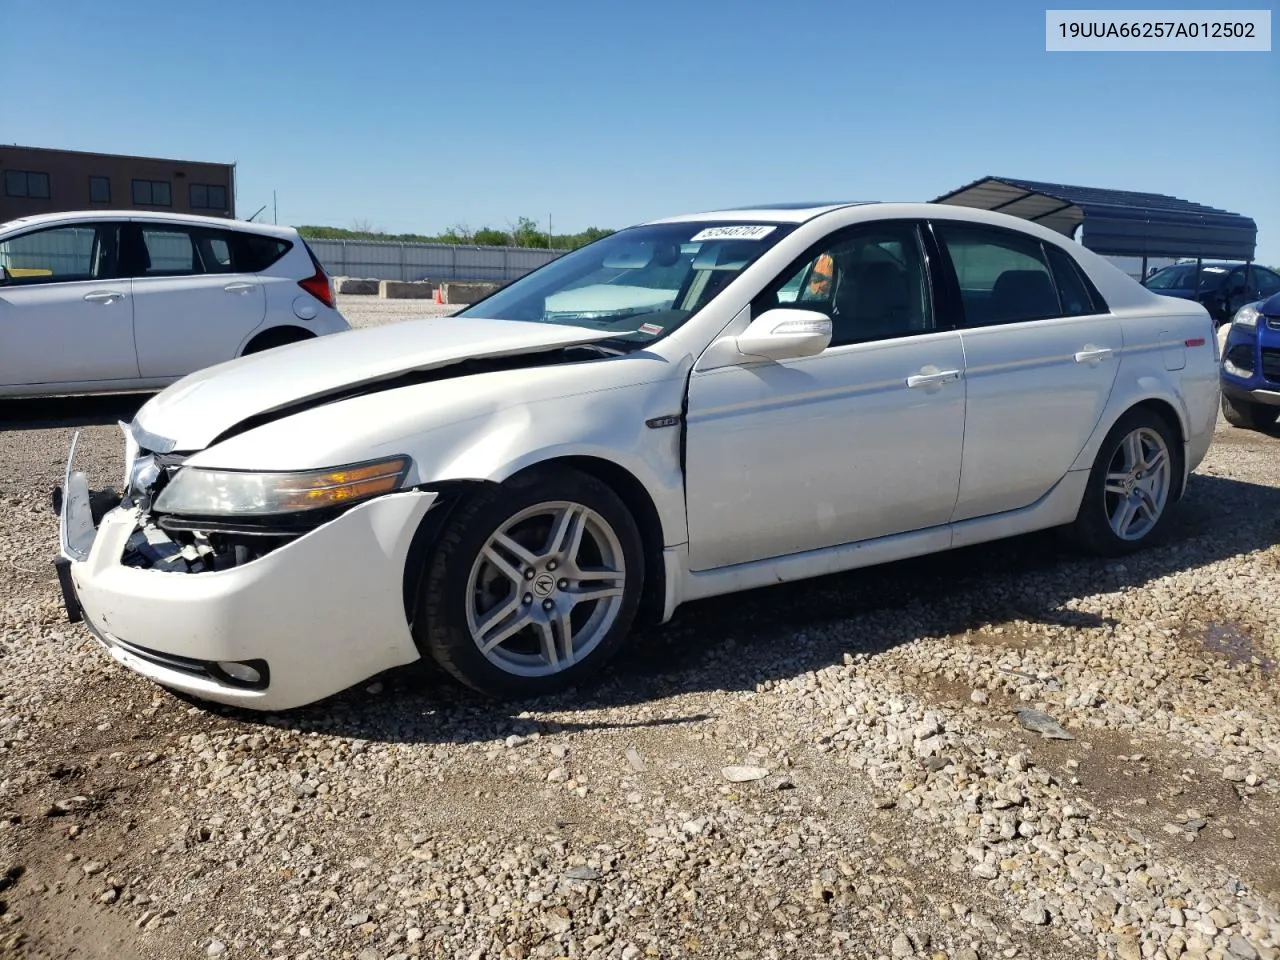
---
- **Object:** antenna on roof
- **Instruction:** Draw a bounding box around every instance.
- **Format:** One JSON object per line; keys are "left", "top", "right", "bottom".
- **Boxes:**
{"left": 246, "top": 204, "right": 267, "bottom": 222}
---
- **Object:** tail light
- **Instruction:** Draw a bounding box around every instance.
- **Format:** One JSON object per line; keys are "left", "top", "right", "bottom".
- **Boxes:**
{"left": 298, "top": 244, "right": 334, "bottom": 308}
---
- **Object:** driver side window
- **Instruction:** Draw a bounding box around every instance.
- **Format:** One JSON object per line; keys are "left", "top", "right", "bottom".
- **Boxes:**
{"left": 761, "top": 222, "right": 932, "bottom": 348}
{"left": 0, "top": 223, "right": 118, "bottom": 286}
{"left": 1255, "top": 268, "right": 1280, "bottom": 299}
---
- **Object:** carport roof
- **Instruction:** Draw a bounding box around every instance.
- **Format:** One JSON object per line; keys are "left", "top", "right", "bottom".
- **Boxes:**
{"left": 933, "top": 176, "right": 1257, "bottom": 261}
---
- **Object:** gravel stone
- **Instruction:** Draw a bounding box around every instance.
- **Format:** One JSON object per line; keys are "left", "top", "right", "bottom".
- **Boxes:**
{"left": 2, "top": 337, "right": 1278, "bottom": 959}
{"left": 721, "top": 765, "right": 770, "bottom": 782}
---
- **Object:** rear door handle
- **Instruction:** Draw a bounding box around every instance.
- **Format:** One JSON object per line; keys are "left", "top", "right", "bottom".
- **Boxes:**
{"left": 1074, "top": 346, "right": 1113, "bottom": 364}
{"left": 906, "top": 369, "right": 961, "bottom": 388}
{"left": 83, "top": 290, "right": 126, "bottom": 304}
{"left": 223, "top": 281, "right": 255, "bottom": 294}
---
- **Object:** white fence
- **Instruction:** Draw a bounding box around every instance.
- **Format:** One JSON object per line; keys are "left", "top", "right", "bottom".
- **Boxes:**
{"left": 306, "top": 238, "right": 564, "bottom": 283}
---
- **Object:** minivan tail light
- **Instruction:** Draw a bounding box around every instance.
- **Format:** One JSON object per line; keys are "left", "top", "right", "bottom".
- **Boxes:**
{"left": 298, "top": 243, "right": 334, "bottom": 308}
{"left": 298, "top": 268, "right": 333, "bottom": 309}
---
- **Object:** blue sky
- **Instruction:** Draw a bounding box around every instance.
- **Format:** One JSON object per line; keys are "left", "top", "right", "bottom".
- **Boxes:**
{"left": 4, "top": 0, "right": 1277, "bottom": 261}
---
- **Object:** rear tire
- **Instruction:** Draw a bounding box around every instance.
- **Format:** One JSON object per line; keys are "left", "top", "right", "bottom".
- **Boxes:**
{"left": 1221, "top": 393, "right": 1279, "bottom": 431}
{"left": 1067, "top": 408, "right": 1183, "bottom": 557}
{"left": 413, "top": 466, "right": 645, "bottom": 699}
{"left": 242, "top": 327, "right": 314, "bottom": 356}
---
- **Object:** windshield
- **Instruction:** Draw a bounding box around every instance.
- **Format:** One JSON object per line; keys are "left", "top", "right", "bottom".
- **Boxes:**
{"left": 455, "top": 221, "right": 797, "bottom": 346}
{"left": 1144, "top": 264, "right": 1228, "bottom": 291}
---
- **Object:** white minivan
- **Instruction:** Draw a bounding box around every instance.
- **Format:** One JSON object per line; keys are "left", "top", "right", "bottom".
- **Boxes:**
{"left": 0, "top": 210, "right": 349, "bottom": 397}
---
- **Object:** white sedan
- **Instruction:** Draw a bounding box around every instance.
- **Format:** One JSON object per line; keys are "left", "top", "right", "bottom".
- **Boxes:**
{"left": 55, "top": 202, "right": 1219, "bottom": 709}
{"left": 0, "top": 210, "right": 348, "bottom": 397}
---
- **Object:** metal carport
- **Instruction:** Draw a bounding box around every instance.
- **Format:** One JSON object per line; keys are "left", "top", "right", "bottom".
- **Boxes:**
{"left": 933, "top": 176, "right": 1257, "bottom": 279}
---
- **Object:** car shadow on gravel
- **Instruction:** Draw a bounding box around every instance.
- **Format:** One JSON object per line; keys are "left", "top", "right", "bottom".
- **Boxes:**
{"left": 188, "top": 470, "right": 1280, "bottom": 746}
{"left": 0, "top": 393, "right": 152, "bottom": 431}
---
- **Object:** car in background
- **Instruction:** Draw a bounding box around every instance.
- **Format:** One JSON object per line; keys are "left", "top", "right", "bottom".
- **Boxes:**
{"left": 0, "top": 211, "right": 348, "bottom": 398}
{"left": 1143, "top": 260, "right": 1280, "bottom": 326}
{"left": 1220, "top": 291, "right": 1280, "bottom": 431}
{"left": 55, "top": 201, "right": 1218, "bottom": 710}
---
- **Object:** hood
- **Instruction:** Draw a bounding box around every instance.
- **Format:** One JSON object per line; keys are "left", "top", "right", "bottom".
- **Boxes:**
{"left": 133, "top": 316, "right": 617, "bottom": 452}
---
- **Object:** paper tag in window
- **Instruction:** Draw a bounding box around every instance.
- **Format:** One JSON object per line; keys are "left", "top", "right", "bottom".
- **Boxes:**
{"left": 638, "top": 322, "right": 664, "bottom": 336}
{"left": 690, "top": 225, "right": 776, "bottom": 242}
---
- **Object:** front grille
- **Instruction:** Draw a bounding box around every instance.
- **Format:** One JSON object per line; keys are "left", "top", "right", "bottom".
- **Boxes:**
{"left": 1262, "top": 348, "right": 1280, "bottom": 383}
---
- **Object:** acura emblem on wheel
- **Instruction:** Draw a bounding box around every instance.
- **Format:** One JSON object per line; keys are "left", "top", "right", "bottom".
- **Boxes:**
{"left": 533, "top": 573, "right": 556, "bottom": 597}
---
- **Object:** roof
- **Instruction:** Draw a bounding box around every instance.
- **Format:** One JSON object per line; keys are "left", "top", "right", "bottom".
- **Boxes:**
{"left": 645, "top": 201, "right": 874, "bottom": 225}
{"left": 0, "top": 209, "right": 296, "bottom": 239}
{"left": 933, "top": 176, "right": 1257, "bottom": 261}
{"left": 1, "top": 143, "right": 234, "bottom": 168}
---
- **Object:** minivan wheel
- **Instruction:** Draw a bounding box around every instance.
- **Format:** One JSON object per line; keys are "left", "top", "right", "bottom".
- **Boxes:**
{"left": 242, "top": 327, "right": 314, "bottom": 355}
{"left": 1067, "top": 409, "right": 1183, "bottom": 556}
{"left": 1221, "top": 393, "right": 1280, "bottom": 431}
{"left": 414, "top": 466, "right": 644, "bottom": 699}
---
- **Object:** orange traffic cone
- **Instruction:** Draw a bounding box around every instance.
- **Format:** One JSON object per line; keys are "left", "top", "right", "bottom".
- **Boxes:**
{"left": 433, "top": 287, "right": 443, "bottom": 304}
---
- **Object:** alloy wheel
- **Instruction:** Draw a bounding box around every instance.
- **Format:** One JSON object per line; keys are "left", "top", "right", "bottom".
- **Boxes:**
{"left": 465, "top": 501, "right": 627, "bottom": 677}
{"left": 1103, "top": 426, "right": 1172, "bottom": 541}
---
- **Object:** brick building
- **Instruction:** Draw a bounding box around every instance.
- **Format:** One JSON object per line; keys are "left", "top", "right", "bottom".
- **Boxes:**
{"left": 0, "top": 145, "right": 236, "bottom": 223}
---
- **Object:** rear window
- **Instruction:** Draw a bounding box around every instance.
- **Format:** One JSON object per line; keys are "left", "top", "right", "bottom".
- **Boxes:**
{"left": 236, "top": 233, "right": 292, "bottom": 273}
{"left": 1045, "top": 244, "right": 1106, "bottom": 315}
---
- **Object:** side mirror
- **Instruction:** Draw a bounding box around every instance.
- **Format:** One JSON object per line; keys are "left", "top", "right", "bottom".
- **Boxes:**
{"left": 734, "top": 308, "right": 832, "bottom": 361}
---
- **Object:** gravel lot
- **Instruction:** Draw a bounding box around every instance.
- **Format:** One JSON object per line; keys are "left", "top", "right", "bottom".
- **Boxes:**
{"left": 1, "top": 297, "right": 1278, "bottom": 960}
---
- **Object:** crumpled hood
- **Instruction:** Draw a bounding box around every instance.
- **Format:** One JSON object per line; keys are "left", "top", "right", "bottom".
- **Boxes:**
{"left": 132, "top": 316, "right": 616, "bottom": 452}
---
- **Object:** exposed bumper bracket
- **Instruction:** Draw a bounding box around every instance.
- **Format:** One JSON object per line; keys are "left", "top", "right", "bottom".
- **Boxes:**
{"left": 52, "top": 556, "right": 83, "bottom": 624}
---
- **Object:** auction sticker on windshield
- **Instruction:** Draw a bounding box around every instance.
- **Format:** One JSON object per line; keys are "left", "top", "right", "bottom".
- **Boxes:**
{"left": 690, "top": 225, "right": 777, "bottom": 241}
{"left": 638, "top": 322, "right": 664, "bottom": 335}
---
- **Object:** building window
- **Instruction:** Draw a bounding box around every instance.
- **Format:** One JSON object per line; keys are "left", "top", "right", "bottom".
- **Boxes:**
{"left": 89, "top": 176, "right": 111, "bottom": 204}
{"left": 4, "top": 170, "right": 51, "bottom": 199}
{"left": 189, "top": 183, "right": 228, "bottom": 211}
{"left": 131, "top": 179, "right": 172, "bottom": 206}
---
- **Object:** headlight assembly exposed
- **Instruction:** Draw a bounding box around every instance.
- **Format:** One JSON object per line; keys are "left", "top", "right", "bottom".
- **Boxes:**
{"left": 1232, "top": 304, "right": 1260, "bottom": 329}
{"left": 152, "top": 456, "right": 412, "bottom": 517}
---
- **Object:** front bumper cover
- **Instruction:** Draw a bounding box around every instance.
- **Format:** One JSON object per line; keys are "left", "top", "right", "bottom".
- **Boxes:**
{"left": 1221, "top": 380, "right": 1280, "bottom": 408}
{"left": 55, "top": 432, "right": 436, "bottom": 710}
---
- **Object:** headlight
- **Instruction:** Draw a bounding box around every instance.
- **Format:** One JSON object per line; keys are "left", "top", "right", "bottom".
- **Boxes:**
{"left": 1232, "top": 304, "right": 1260, "bottom": 329}
{"left": 152, "top": 456, "right": 411, "bottom": 517}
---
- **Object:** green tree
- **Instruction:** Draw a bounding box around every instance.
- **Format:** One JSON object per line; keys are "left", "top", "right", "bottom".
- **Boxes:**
{"left": 473, "top": 227, "right": 512, "bottom": 246}
{"left": 296, "top": 219, "right": 616, "bottom": 250}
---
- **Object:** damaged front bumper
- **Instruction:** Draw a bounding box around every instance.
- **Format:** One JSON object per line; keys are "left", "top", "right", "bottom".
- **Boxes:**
{"left": 54, "top": 430, "right": 436, "bottom": 710}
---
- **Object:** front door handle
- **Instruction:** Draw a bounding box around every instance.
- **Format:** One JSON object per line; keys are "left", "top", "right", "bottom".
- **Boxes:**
{"left": 1074, "top": 346, "right": 1113, "bottom": 364}
{"left": 223, "top": 281, "right": 255, "bottom": 294}
{"left": 906, "top": 368, "right": 961, "bottom": 388}
{"left": 83, "top": 290, "right": 126, "bottom": 304}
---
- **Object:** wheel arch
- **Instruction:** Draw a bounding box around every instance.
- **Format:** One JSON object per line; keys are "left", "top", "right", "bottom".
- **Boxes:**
{"left": 1075, "top": 393, "right": 1190, "bottom": 501}
{"left": 539, "top": 455, "right": 668, "bottom": 628}
{"left": 1072, "top": 380, "right": 1192, "bottom": 497}
{"left": 240, "top": 324, "right": 315, "bottom": 356}
{"left": 399, "top": 456, "right": 670, "bottom": 633}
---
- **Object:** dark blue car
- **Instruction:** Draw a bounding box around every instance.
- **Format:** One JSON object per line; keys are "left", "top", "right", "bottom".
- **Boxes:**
{"left": 1220, "top": 291, "right": 1280, "bottom": 431}
{"left": 1145, "top": 262, "right": 1280, "bottom": 326}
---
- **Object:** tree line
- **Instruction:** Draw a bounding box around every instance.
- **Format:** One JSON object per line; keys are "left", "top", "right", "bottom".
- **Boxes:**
{"left": 296, "top": 216, "right": 614, "bottom": 250}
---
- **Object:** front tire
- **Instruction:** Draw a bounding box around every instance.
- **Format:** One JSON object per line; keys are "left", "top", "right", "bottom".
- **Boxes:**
{"left": 414, "top": 466, "right": 645, "bottom": 698}
{"left": 1067, "top": 408, "right": 1182, "bottom": 556}
{"left": 1221, "top": 393, "right": 1279, "bottom": 431}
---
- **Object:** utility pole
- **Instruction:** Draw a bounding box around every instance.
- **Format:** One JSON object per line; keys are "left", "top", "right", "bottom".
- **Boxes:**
{"left": 273, "top": 190, "right": 278, "bottom": 225}
{"left": 548, "top": 213, "right": 553, "bottom": 251}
